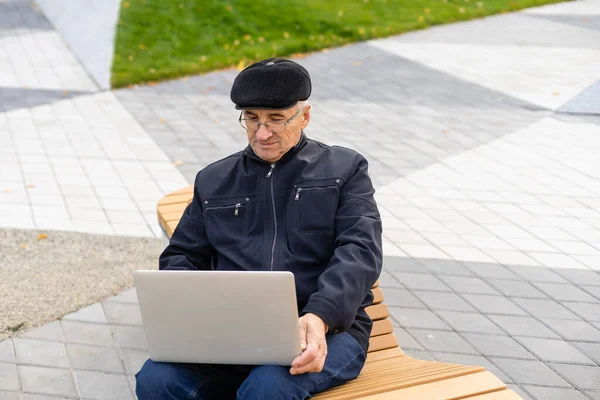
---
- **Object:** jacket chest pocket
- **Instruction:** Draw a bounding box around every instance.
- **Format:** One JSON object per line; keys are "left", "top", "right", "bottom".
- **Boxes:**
{"left": 293, "top": 181, "right": 340, "bottom": 233}
{"left": 204, "top": 198, "right": 249, "bottom": 248}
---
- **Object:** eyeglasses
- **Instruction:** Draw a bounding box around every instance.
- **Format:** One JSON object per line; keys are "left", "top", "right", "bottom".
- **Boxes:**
{"left": 239, "top": 106, "right": 305, "bottom": 134}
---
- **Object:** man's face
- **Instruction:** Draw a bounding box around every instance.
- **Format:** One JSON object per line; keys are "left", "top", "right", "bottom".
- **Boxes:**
{"left": 242, "top": 103, "right": 311, "bottom": 163}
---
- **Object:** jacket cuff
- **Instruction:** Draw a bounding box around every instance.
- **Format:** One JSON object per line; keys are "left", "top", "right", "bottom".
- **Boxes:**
{"left": 301, "top": 298, "right": 340, "bottom": 334}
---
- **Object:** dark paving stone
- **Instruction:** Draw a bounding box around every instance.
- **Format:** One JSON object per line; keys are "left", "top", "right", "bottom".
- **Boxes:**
{"left": 515, "top": 337, "right": 594, "bottom": 365}
{"left": 586, "top": 391, "right": 600, "bottom": 400}
{"left": 411, "top": 291, "right": 475, "bottom": 312}
{"left": 558, "top": 78, "right": 600, "bottom": 116}
{"left": 554, "top": 269, "right": 600, "bottom": 286}
{"left": 512, "top": 298, "right": 581, "bottom": 320}
{"left": 381, "top": 288, "right": 426, "bottom": 309}
{"left": 0, "top": 1, "right": 51, "bottom": 37}
{"left": 390, "top": 272, "right": 451, "bottom": 292}
{"left": 489, "top": 315, "right": 560, "bottom": 339}
{"left": 491, "top": 358, "right": 572, "bottom": 387}
{"left": 540, "top": 318, "right": 600, "bottom": 342}
{"left": 507, "top": 384, "right": 534, "bottom": 400}
{"left": 419, "top": 259, "right": 475, "bottom": 277}
{"left": 377, "top": 270, "right": 403, "bottom": 289}
{"left": 507, "top": 265, "right": 569, "bottom": 284}
{"left": 463, "top": 263, "right": 521, "bottom": 280}
{"left": 407, "top": 329, "right": 479, "bottom": 355}
{"left": 573, "top": 342, "right": 600, "bottom": 365}
{"left": 393, "top": 327, "right": 423, "bottom": 350}
{"left": 438, "top": 276, "right": 500, "bottom": 295}
{"left": 402, "top": 349, "right": 435, "bottom": 361}
{"left": 488, "top": 279, "right": 549, "bottom": 299}
{"left": 582, "top": 285, "right": 600, "bottom": 301}
{"left": 389, "top": 307, "right": 451, "bottom": 330}
{"left": 432, "top": 352, "right": 511, "bottom": 383}
{"left": 437, "top": 311, "right": 503, "bottom": 334}
{"left": 549, "top": 363, "right": 600, "bottom": 390}
{"left": 533, "top": 282, "right": 598, "bottom": 302}
{"left": 462, "top": 333, "right": 536, "bottom": 360}
{"left": 0, "top": 87, "right": 92, "bottom": 112}
{"left": 382, "top": 256, "right": 428, "bottom": 274}
{"left": 531, "top": 14, "right": 600, "bottom": 34}
{"left": 462, "top": 294, "right": 528, "bottom": 316}
{"left": 523, "top": 386, "right": 590, "bottom": 400}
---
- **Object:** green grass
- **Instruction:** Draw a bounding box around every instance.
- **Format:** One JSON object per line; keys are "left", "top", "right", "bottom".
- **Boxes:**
{"left": 112, "top": 0, "right": 568, "bottom": 88}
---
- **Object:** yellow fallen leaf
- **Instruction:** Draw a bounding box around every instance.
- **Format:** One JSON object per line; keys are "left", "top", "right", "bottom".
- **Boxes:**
{"left": 418, "top": 16, "right": 425, "bottom": 22}
{"left": 553, "top": 92, "right": 560, "bottom": 96}
{"left": 22, "top": 243, "right": 28, "bottom": 249}
{"left": 224, "top": 44, "right": 230, "bottom": 50}
{"left": 353, "top": 61, "right": 361, "bottom": 66}
{"left": 123, "top": 1, "right": 130, "bottom": 8}
{"left": 283, "top": 32, "right": 290, "bottom": 39}
{"left": 128, "top": 55, "right": 134, "bottom": 61}
{"left": 2, "top": 188, "right": 12, "bottom": 193}
{"left": 583, "top": 17, "right": 589, "bottom": 22}
{"left": 173, "top": 160, "right": 184, "bottom": 167}
{"left": 139, "top": 44, "right": 146, "bottom": 50}
{"left": 337, "top": 9, "right": 344, "bottom": 17}
{"left": 243, "top": 34, "right": 252, "bottom": 41}
{"left": 459, "top": 7, "right": 465, "bottom": 13}
{"left": 26, "top": 184, "right": 35, "bottom": 189}
{"left": 476, "top": 1, "right": 484, "bottom": 7}
{"left": 149, "top": 68, "right": 156, "bottom": 73}
{"left": 233, "top": 39, "right": 240, "bottom": 46}
{"left": 424, "top": 8, "right": 430, "bottom": 14}
{"left": 37, "top": 234, "right": 48, "bottom": 241}
{"left": 200, "top": 55, "right": 208, "bottom": 62}
{"left": 442, "top": 130, "right": 449, "bottom": 134}
{"left": 62, "top": 90, "right": 69, "bottom": 95}
{"left": 160, "top": 118, "right": 166, "bottom": 123}
{"left": 225, "top": 5, "right": 232, "bottom": 11}
{"left": 258, "top": 36, "right": 265, "bottom": 42}
{"left": 236, "top": 59, "right": 246, "bottom": 70}
{"left": 358, "top": 27, "right": 366, "bottom": 35}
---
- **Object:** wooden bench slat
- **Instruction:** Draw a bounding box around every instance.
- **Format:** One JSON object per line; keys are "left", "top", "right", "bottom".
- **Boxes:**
{"left": 368, "top": 333, "right": 399, "bottom": 352}
{"left": 365, "top": 303, "right": 389, "bottom": 321}
{"left": 158, "top": 193, "right": 194, "bottom": 206}
{"left": 365, "top": 348, "right": 405, "bottom": 363}
{"left": 371, "top": 287, "right": 383, "bottom": 304}
{"left": 355, "top": 371, "right": 506, "bottom": 400}
{"left": 465, "top": 390, "right": 523, "bottom": 399}
{"left": 370, "top": 319, "right": 393, "bottom": 337}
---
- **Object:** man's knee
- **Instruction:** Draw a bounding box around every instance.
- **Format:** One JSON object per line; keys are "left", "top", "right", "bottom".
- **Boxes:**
{"left": 237, "top": 365, "right": 309, "bottom": 400}
{"left": 135, "top": 359, "right": 184, "bottom": 399}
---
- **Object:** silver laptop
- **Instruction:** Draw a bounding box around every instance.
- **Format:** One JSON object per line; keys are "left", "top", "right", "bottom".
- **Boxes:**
{"left": 133, "top": 270, "right": 302, "bottom": 366}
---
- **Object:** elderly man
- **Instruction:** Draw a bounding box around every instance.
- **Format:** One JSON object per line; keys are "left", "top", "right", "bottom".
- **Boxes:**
{"left": 136, "top": 58, "right": 383, "bottom": 399}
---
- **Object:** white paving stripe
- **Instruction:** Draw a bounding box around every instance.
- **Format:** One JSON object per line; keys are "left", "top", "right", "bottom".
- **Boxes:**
{"left": 369, "top": 41, "right": 600, "bottom": 110}
{"left": 0, "top": 91, "right": 187, "bottom": 237}
{"left": 376, "top": 116, "right": 600, "bottom": 270}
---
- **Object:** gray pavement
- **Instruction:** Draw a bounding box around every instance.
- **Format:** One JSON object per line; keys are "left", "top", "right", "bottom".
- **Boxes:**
{"left": 1, "top": 0, "right": 600, "bottom": 399}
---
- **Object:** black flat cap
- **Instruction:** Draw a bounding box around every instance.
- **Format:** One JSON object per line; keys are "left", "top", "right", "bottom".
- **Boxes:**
{"left": 230, "top": 58, "right": 311, "bottom": 110}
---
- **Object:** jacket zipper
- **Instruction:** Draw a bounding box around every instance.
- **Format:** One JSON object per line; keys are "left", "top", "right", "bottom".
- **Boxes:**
{"left": 266, "top": 164, "right": 276, "bottom": 270}
{"left": 205, "top": 203, "right": 243, "bottom": 216}
{"left": 294, "top": 185, "right": 334, "bottom": 200}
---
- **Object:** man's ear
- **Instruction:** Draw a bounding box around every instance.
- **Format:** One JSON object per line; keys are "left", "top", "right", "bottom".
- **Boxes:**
{"left": 301, "top": 105, "right": 311, "bottom": 130}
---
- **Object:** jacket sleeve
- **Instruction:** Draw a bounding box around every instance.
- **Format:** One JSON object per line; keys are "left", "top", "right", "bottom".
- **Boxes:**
{"left": 159, "top": 180, "right": 215, "bottom": 271}
{"left": 300, "top": 153, "right": 383, "bottom": 333}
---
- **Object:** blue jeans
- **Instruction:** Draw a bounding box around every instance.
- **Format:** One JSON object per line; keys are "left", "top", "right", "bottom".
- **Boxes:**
{"left": 135, "top": 332, "right": 366, "bottom": 399}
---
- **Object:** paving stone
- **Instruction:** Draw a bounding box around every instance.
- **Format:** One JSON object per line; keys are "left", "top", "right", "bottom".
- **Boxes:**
{"left": 0, "top": 391, "right": 20, "bottom": 400}
{"left": 389, "top": 307, "right": 451, "bottom": 330}
{"left": 512, "top": 298, "right": 580, "bottom": 320}
{"left": 572, "top": 342, "right": 600, "bottom": 366}
{"left": 437, "top": 311, "right": 503, "bottom": 334}
{"left": 489, "top": 315, "right": 560, "bottom": 339}
{"left": 20, "top": 321, "right": 64, "bottom": 342}
{"left": 462, "top": 294, "right": 528, "bottom": 316}
{"left": 540, "top": 318, "right": 600, "bottom": 341}
{"left": 462, "top": 333, "right": 536, "bottom": 359}
{"left": 13, "top": 338, "right": 69, "bottom": 368}
{"left": 515, "top": 337, "right": 594, "bottom": 364}
{"left": 62, "top": 303, "right": 108, "bottom": 324}
{"left": 564, "top": 302, "right": 600, "bottom": 322}
{"left": 463, "top": 262, "right": 520, "bottom": 279}
{"left": 74, "top": 370, "right": 134, "bottom": 400}
{"left": 119, "top": 348, "right": 150, "bottom": 375}
{"left": 0, "top": 362, "right": 19, "bottom": 391}
{"left": 390, "top": 272, "right": 451, "bottom": 291}
{"left": 411, "top": 291, "right": 475, "bottom": 312}
{"left": 583, "top": 285, "right": 600, "bottom": 301}
{"left": 419, "top": 258, "right": 475, "bottom": 277}
{"left": 107, "top": 288, "right": 139, "bottom": 304}
{"left": 491, "top": 358, "right": 572, "bottom": 387}
{"left": 554, "top": 269, "right": 600, "bottom": 286}
{"left": 18, "top": 366, "right": 77, "bottom": 396}
{"left": 110, "top": 325, "right": 147, "bottom": 350}
{"left": 586, "top": 391, "right": 600, "bottom": 400}
{"left": 487, "top": 279, "right": 548, "bottom": 299}
{"left": 533, "top": 282, "right": 599, "bottom": 302}
{"left": 407, "top": 329, "right": 479, "bottom": 355}
{"left": 523, "top": 386, "right": 590, "bottom": 400}
{"left": 380, "top": 288, "right": 426, "bottom": 308}
{"left": 61, "top": 320, "right": 115, "bottom": 347}
{"left": 0, "top": 341, "right": 13, "bottom": 363}
{"left": 438, "top": 276, "right": 499, "bottom": 295}
{"left": 66, "top": 344, "right": 123, "bottom": 373}
{"left": 382, "top": 256, "right": 428, "bottom": 273}
{"left": 507, "top": 265, "right": 569, "bottom": 283}
{"left": 432, "top": 352, "right": 511, "bottom": 383}
{"left": 377, "top": 270, "right": 403, "bottom": 288}
{"left": 102, "top": 302, "right": 143, "bottom": 326}
{"left": 549, "top": 363, "right": 600, "bottom": 390}
{"left": 507, "top": 384, "right": 534, "bottom": 400}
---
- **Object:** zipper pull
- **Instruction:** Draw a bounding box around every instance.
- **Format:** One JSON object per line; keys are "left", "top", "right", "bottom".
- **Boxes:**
{"left": 295, "top": 188, "right": 302, "bottom": 200}
{"left": 234, "top": 203, "right": 241, "bottom": 216}
{"left": 266, "top": 164, "right": 275, "bottom": 179}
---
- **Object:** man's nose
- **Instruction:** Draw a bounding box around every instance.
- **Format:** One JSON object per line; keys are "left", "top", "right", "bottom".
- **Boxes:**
{"left": 255, "top": 124, "right": 273, "bottom": 141}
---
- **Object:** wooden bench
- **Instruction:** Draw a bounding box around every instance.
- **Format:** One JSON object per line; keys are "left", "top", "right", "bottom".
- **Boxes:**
{"left": 157, "top": 186, "right": 521, "bottom": 399}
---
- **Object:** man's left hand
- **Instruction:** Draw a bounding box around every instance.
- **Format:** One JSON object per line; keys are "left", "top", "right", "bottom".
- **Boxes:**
{"left": 290, "top": 313, "right": 328, "bottom": 375}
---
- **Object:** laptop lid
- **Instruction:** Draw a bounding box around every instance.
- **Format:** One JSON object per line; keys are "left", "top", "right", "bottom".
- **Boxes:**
{"left": 133, "top": 270, "right": 302, "bottom": 366}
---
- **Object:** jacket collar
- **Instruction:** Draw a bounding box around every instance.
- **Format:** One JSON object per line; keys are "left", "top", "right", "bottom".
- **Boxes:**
{"left": 243, "top": 131, "right": 308, "bottom": 165}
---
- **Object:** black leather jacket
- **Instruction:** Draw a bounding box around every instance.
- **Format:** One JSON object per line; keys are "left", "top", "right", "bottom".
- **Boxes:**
{"left": 159, "top": 133, "right": 383, "bottom": 352}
